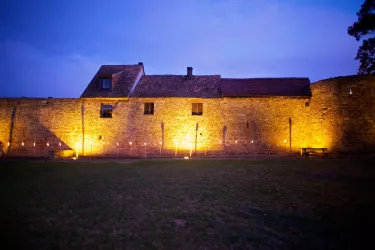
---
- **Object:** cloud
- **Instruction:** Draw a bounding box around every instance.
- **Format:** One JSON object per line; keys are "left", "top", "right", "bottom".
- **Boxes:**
{"left": 0, "top": 40, "right": 119, "bottom": 97}
{"left": 0, "top": 0, "right": 361, "bottom": 98}
{"left": 133, "top": 0, "right": 359, "bottom": 80}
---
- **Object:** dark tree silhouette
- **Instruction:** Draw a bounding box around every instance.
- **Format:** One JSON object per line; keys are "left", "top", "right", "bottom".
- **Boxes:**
{"left": 348, "top": 0, "right": 375, "bottom": 75}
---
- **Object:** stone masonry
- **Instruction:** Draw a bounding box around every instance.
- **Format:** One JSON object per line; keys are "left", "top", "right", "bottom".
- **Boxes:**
{"left": 1, "top": 68, "right": 374, "bottom": 158}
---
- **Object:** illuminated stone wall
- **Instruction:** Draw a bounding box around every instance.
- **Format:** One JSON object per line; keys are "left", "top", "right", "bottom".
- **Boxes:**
{"left": 0, "top": 98, "right": 82, "bottom": 157}
{"left": 310, "top": 76, "right": 375, "bottom": 152}
{"left": 1, "top": 75, "right": 374, "bottom": 158}
{"left": 1, "top": 97, "right": 310, "bottom": 157}
{"left": 82, "top": 97, "right": 310, "bottom": 157}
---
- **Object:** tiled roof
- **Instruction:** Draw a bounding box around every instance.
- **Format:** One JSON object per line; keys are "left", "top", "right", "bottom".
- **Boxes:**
{"left": 81, "top": 65, "right": 311, "bottom": 98}
{"left": 221, "top": 78, "right": 311, "bottom": 97}
{"left": 80, "top": 65, "right": 142, "bottom": 98}
{"left": 130, "top": 75, "right": 221, "bottom": 98}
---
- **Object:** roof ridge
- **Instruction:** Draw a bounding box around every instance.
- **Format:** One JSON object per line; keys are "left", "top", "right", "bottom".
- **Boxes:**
{"left": 145, "top": 74, "right": 220, "bottom": 77}
{"left": 101, "top": 64, "right": 140, "bottom": 67}
{"left": 222, "top": 77, "right": 310, "bottom": 80}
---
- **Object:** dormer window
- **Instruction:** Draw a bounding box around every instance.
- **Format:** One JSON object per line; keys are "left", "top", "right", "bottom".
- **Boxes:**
{"left": 100, "top": 78, "right": 111, "bottom": 90}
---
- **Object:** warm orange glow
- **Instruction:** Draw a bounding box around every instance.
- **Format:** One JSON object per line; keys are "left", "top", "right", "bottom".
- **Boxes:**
{"left": 75, "top": 142, "right": 79, "bottom": 159}
{"left": 184, "top": 156, "right": 189, "bottom": 159}
{"left": 172, "top": 133, "right": 194, "bottom": 150}
{"left": 164, "top": 121, "right": 212, "bottom": 151}
{"left": 17, "top": 97, "right": 339, "bottom": 157}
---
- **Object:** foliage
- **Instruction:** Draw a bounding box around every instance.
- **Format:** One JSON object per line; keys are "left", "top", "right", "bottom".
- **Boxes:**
{"left": 348, "top": 0, "right": 375, "bottom": 74}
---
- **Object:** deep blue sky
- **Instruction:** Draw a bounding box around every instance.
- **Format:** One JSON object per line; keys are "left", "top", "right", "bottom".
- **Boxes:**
{"left": 0, "top": 0, "right": 364, "bottom": 97}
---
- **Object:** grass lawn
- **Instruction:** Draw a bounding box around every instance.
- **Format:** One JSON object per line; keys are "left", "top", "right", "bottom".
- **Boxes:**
{"left": 0, "top": 158, "right": 374, "bottom": 250}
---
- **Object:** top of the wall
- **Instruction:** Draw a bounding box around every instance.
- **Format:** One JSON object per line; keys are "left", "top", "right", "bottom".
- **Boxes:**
{"left": 312, "top": 75, "right": 375, "bottom": 85}
{"left": 0, "top": 98, "right": 81, "bottom": 106}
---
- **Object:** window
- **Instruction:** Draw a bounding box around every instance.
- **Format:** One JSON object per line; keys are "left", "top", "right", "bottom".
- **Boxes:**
{"left": 100, "top": 78, "right": 111, "bottom": 90}
{"left": 144, "top": 103, "right": 154, "bottom": 115}
{"left": 192, "top": 103, "right": 203, "bottom": 115}
{"left": 101, "top": 104, "right": 113, "bottom": 118}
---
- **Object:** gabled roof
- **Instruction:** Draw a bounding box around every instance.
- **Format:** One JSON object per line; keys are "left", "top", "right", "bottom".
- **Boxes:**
{"left": 80, "top": 64, "right": 312, "bottom": 98}
{"left": 81, "top": 65, "right": 143, "bottom": 98}
{"left": 221, "top": 78, "right": 311, "bottom": 97}
{"left": 130, "top": 75, "right": 221, "bottom": 98}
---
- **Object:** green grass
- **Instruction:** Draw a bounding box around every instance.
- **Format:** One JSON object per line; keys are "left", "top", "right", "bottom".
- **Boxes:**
{"left": 0, "top": 158, "right": 374, "bottom": 249}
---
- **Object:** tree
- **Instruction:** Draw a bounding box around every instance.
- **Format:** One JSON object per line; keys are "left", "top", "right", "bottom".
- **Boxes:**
{"left": 348, "top": 0, "right": 375, "bottom": 75}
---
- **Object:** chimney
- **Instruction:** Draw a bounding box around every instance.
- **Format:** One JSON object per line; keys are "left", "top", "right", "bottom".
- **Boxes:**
{"left": 138, "top": 62, "right": 145, "bottom": 75}
{"left": 187, "top": 67, "right": 193, "bottom": 80}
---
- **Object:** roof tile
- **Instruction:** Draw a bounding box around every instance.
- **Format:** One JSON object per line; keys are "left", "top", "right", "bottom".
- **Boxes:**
{"left": 81, "top": 65, "right": 311, "bottom": 98}
{"left": 221, "top": 78, "right": 311, "bottom": 97}
{"left": 130, "top": 75, "right": 221, "bottom": 98}
{"left": 80, "top": 65, "right": 142, "bottom": 98}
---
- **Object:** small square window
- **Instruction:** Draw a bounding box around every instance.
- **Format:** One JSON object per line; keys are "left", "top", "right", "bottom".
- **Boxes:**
{"left": 144, "top": 103, "right": 154, "bottom": 115}
{"left": 192, "top": 103, "right": 203, "bottom": 115}
{"left": 101, "top": 104, "right": 113, "bottom": 118}
{"left": 100, "top": 78, "right": 111, "bottom": 90}
{"left": 305, "top": 102, "right": 310, "bottom": 107}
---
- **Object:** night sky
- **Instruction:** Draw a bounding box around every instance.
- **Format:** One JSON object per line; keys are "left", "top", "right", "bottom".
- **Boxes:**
{"left": 0, "top": 0, "right": 363, "bottom": 97}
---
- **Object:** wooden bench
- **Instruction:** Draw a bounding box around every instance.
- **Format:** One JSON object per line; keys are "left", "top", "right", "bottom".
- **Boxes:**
{"left": 301, "top": 148, "right": 328, "bottom": 157}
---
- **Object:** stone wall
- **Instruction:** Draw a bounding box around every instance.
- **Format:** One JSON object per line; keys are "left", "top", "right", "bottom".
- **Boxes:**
{"left": 0, "top": 98, "right": 82, "bottom": 157}
{"left": 1, "top": 75, "right": 374, "bottom": 158}
{"left": 81, "top": 96, "right": 310, "bottom": 157}
{"left": 310, "top": 75, "right": 375, "bottom": 152}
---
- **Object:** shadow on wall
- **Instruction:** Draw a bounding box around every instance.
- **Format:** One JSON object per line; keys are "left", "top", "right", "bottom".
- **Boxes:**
{"left": 4, "top": 105, "right": 73, "bottom": 157}
{"left": 161, "top": 122, "right": 165, "bottom": 153}
{"left": 340, "top": 117, "right": 375, "bottom": 153}
{"left": 6, "top": 106, "right": 17, "bottom": 154}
